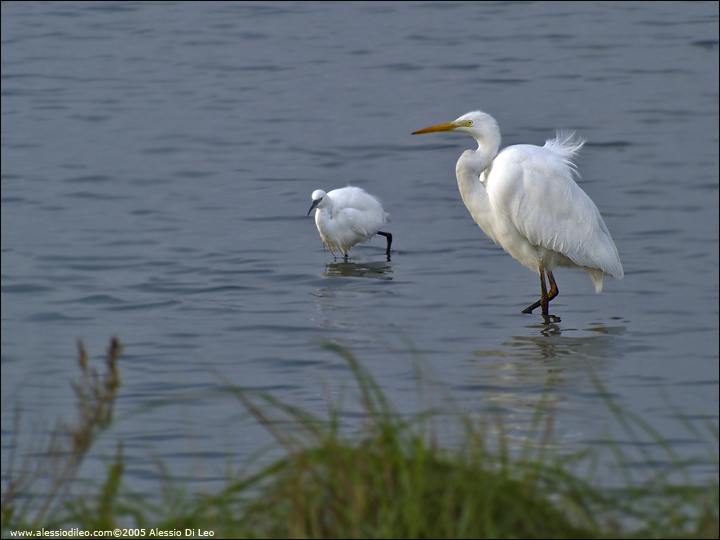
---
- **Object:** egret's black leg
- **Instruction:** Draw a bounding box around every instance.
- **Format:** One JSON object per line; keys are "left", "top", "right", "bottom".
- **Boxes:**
{"left": 378, "top": 231, "right": 392, "bottom": 256}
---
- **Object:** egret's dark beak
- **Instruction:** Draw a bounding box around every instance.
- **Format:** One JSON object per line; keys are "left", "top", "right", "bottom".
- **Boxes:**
{"left": 307, "top": 199, "right": 320, "bottom": 215}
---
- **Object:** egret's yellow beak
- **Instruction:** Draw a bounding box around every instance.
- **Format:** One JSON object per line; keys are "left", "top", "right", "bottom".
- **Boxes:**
{"left": 412, "top": 121, "right": 458, "bottom": 135}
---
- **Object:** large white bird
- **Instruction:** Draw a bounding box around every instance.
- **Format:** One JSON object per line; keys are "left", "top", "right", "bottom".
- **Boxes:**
{"left": 308, "top": 186, "right": 392, "bottom": 258}
{"left": 412, "top": 111, "right": 623, "bottom": 320}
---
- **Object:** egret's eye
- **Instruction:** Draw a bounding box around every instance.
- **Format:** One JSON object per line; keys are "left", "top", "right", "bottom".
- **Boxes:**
{"left": 467, "top": 120, "right": 473, "bottom": 126}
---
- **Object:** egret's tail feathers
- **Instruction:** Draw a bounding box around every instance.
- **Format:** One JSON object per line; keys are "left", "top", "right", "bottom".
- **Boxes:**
{"left": 587, "top": 263, "right": 624, "bottom": 294}
{"left": 586, "top": 267, "right": 604, "bottom": 294}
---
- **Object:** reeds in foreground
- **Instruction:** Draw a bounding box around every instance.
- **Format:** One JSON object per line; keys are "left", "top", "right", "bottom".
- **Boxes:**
{"left": 2, "top": 338, "right": 122, "bottom": 529}
{"left": 1, "top": 339, "right": 718, "bottom": 539}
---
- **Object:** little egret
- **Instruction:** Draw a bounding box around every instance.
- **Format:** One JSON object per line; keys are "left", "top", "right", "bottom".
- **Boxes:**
{"left": 413, "top": 111, "right": 623, "bottom": 320}
{"left": 307, "top": 186, "right": 392, "bottom": 258}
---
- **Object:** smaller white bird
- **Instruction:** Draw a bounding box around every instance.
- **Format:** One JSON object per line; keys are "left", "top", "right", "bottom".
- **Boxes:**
{"left": 307, "top": 186, "right": 392, "bottom": 258}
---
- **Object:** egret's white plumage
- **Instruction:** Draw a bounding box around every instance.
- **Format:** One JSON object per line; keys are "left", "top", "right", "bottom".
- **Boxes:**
{"left": 413, "top": 110, "right": 623, "bottom": 320}
{"left": 308, "top": 186, "right": 392, "bottom": 258}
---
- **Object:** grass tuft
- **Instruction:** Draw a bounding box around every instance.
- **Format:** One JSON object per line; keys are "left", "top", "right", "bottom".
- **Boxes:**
{"left": 2, "top": 338, "right": 122, "bottom": 529}
{"left": 2, "top": 339, "right": 717, "bottom": 539}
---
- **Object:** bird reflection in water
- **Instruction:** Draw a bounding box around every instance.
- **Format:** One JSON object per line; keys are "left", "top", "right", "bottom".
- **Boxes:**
{"left": 322, "top": 259, "right": 393, "bottom": 280}
{"left": 474, "top": 320, "right": 627, "bottom": 362}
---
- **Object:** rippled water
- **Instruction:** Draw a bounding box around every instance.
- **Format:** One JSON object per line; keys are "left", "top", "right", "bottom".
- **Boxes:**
{"left": 2, "top": 1, "right": 718, "bottom": 495}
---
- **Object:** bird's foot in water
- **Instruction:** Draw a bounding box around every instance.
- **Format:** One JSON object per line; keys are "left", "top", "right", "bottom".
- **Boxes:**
{"left": 542, "top": 313, "right": 561, "bottom": 324}
{"left": 522, "top": 306, "right": 561, "bottom": 324}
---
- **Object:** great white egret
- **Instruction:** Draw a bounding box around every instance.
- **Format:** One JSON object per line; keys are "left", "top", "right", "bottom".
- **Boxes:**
{"left": 412, "top": 111, "right": 623, "bottom": 320}
{"left": 308, "top": 186, "right": 392, "bottom": 258}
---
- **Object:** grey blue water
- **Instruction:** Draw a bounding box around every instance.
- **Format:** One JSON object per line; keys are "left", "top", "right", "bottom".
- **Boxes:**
{"left": 2, "top": 1, "right": 718, "bottom": 496}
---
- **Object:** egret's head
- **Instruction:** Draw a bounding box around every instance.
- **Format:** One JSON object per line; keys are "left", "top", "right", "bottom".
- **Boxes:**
{"left": 308, "top": 189, "right": 328, "bottom": 215}
{"left": 412, "top": 111, "right": 501, "bottom": 151}
{"left": 412, "top": 110, "right": 499, "bottom": 138}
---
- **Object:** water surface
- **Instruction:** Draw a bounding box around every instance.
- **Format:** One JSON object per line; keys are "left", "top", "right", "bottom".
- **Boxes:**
{"left": 2, "top": 1, "right": 718, "bottom": 495}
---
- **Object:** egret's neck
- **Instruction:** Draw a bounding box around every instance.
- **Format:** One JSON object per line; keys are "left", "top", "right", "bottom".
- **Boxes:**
{"left": 315, "top": 204, "right": 331, "bottom": 225}
{"left": 455, "top": 139, "right": 501, "bottom": 244}
{"left": 456, "top": 137, "right": 496, "bottom": 194}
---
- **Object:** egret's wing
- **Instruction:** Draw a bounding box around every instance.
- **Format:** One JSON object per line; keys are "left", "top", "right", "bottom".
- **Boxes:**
{"left": 487, "top": 144, "right": 623, "bottom": 279}
{"left": 329, "top": 187, "right": 388, "bottom": 239}
{"left": 335, "top": 208, "right": 386, "bottom": 240}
